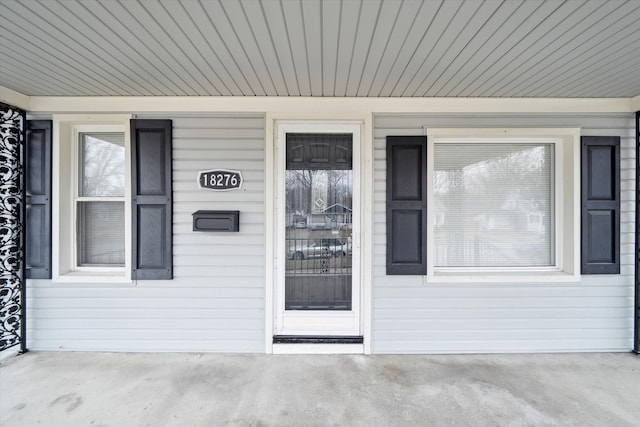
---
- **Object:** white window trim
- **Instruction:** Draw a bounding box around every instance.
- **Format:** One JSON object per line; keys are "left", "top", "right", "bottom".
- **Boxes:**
{"left": 424, "top": 128, "right": 581, "bottom": 283}
{"left": 52, "top": 115, "right": 133, "bottom": 284}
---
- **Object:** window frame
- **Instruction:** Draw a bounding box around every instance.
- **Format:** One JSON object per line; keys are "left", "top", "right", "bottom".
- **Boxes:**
{"left": 72, "top": 125, "right": 128, "bottom": 272}
{"left": 424, "top": 128, "right": 581, "bottom": 283}
{"left": 52, "top": 115, "right": 133, "bottom": 283}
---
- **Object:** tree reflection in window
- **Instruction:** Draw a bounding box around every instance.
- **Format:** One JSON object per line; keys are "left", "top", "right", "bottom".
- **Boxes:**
{"left": 80, "top": 133, "right": 125, "bottom": 197}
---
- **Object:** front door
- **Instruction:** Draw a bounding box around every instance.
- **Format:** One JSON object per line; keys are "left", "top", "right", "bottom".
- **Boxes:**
{"left": 275, "top": 122, "right": 361, "bottom": 337}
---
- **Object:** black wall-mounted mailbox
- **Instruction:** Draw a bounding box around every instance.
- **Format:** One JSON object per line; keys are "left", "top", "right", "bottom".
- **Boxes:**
{"left": 193, "top": 210, "right": 240, "bottom": 232}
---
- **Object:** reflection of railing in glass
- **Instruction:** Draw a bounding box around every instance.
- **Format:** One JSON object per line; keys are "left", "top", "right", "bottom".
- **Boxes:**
{"left": 285, "top": 238, "right": 352, "bottom": 275}
{"left": 284, "top": 238, "right": 352, "bottom": 310}
{"left": 434, "top": 232, "right": 550, "bottom": 267}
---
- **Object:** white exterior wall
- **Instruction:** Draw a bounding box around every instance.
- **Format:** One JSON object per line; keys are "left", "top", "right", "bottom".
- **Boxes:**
{"left": 27, "top": 114, "right": 266, "bottom": 352}
{"left": 373, "top": 113, "right": 635, "bottom": 353}
{"left": 22, "top": 105, "right": 636, "bottom": 354}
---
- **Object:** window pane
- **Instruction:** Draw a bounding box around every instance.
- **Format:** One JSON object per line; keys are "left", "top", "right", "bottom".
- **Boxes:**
{"left": 80, "top": 132, "right": 125, "bottom": 197}
{"left": 285, "top": 133, "right": 353, "bottom": 310}
{"left": 434, "top": 143, "right": 554, "bottom": 268}
{"left": 77, "top": 201, "right": 125, "bottom": 266}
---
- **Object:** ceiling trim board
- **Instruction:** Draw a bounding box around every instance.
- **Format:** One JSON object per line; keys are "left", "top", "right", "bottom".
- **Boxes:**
{"left": 19, "top": 93, "right": 635, "bottom": 114}
{"left": 0, "top": 86, "right": 30, "bottom": 111}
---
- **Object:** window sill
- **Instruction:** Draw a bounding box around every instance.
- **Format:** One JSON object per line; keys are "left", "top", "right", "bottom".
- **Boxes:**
{"left": 53, "top": 271, "right": 133, "bottom": 284}
{"left": 426, "top": 271, "right": 580, "bottom": 284}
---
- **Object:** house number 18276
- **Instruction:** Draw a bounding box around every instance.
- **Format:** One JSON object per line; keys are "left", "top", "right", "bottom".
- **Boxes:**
{"left": 198, "top": 169, "right": 243, "bottom": 191}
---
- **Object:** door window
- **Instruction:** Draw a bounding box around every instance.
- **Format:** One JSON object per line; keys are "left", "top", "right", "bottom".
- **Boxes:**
{"left": 285, "top": 133, "right": 353, "bottom": 310}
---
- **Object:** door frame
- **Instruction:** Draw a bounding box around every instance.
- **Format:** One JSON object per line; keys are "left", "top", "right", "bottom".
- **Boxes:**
{"left": 265, "top": 116, "right": 373, "bottom": 354}
{"left": 275, "top": 121, "right": 361, "bottom": 335}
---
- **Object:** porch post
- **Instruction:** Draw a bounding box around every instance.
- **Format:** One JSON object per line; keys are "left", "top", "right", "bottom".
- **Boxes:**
{"left": 635, "top": 110, "right": 640, "bottom": 354}
{"left": 0, "top": 103, "right": 26, "bottom": 353}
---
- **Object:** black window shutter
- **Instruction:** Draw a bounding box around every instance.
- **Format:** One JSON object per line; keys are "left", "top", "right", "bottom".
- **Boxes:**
{"left": 25, "top": 120, "right": 52, "bottom": 279}
{"left": 386, "top": 136, "right": 427, "bottom": 275}
{"left": 131, "top": 119, "right": 173, "bottom": 280}
{"left": 581, "top": 136, "right": 620, "bottom": 274}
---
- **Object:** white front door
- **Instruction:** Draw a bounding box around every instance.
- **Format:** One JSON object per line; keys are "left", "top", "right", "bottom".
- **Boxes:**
{"left": 274, "top": 122, "right": 361, "bottom": 336}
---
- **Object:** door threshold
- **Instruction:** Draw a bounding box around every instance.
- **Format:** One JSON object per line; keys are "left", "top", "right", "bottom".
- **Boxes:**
{"left": 273, "top": 335, "right": 364, "bottom": 354}
{"left": 273, "top": 335, "right": 363, "bottom": 344}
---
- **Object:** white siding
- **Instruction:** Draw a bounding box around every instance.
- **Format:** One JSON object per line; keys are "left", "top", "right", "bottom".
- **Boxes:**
{"left": 24, "top": 110, "right": 637, "bottom": 354}
{"left": 27, "top": 115, "right": 266, "bottom": 352}
{"left": 373, "top": 113, "right": 635, "bottom": 353}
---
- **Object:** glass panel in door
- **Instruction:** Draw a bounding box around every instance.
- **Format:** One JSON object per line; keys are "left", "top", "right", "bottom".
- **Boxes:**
{"left": 285, "top": 133, "right": 353, "bottom": 310}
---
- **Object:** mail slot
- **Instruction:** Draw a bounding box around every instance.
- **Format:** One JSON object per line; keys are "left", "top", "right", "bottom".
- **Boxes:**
{"left": 192, "top": 210, "right": 240, "bottom": 232}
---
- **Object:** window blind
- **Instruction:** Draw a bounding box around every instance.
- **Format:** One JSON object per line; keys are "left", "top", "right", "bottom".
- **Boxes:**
{"left": 433, "top": 142, "right": 554, "bottom": 268}
{"left": 77, "top": 201, "right": 125, "bottom": 266}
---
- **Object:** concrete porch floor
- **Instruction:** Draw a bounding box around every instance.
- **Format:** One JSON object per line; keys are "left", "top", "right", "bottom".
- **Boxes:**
{"left": 1, "top": 351, "right": 639, "bottom": 426}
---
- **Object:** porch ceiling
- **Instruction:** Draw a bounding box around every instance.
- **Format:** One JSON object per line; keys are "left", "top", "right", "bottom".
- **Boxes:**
{"left": 1, "top": 0, "right": 639, "bottom": 98}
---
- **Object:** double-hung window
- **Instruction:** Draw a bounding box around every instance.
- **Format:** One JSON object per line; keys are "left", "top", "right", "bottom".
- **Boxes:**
{"left": 75, "top": 129, "right": 126, "bottom": 269}
{"left": 53, "top": 116, "right": 132, "bottom": 282}
{"left": 42, "top": 116, "right": 171, "bottom": 282}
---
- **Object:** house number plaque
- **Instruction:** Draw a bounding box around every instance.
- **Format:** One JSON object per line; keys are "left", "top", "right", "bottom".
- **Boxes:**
{"left": 198, "top": 169, "right": 243, "bottom": 191}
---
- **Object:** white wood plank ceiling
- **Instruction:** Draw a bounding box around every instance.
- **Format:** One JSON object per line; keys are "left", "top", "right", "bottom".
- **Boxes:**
{"left": 1, "top": 0, "right": 639, "bottom": 98}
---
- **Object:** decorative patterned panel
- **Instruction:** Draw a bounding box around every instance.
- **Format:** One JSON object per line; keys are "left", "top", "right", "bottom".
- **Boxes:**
{"left": 0, "top": 104, "right": 25, "bottom": 351}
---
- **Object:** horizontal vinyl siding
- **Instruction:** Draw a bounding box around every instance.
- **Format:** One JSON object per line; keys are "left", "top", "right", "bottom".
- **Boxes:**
{"left": 27, "top": 114, "right": 266, "bottom": 352}
{"left": 373, "top": 113, "right": 635, "bottom": 354}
